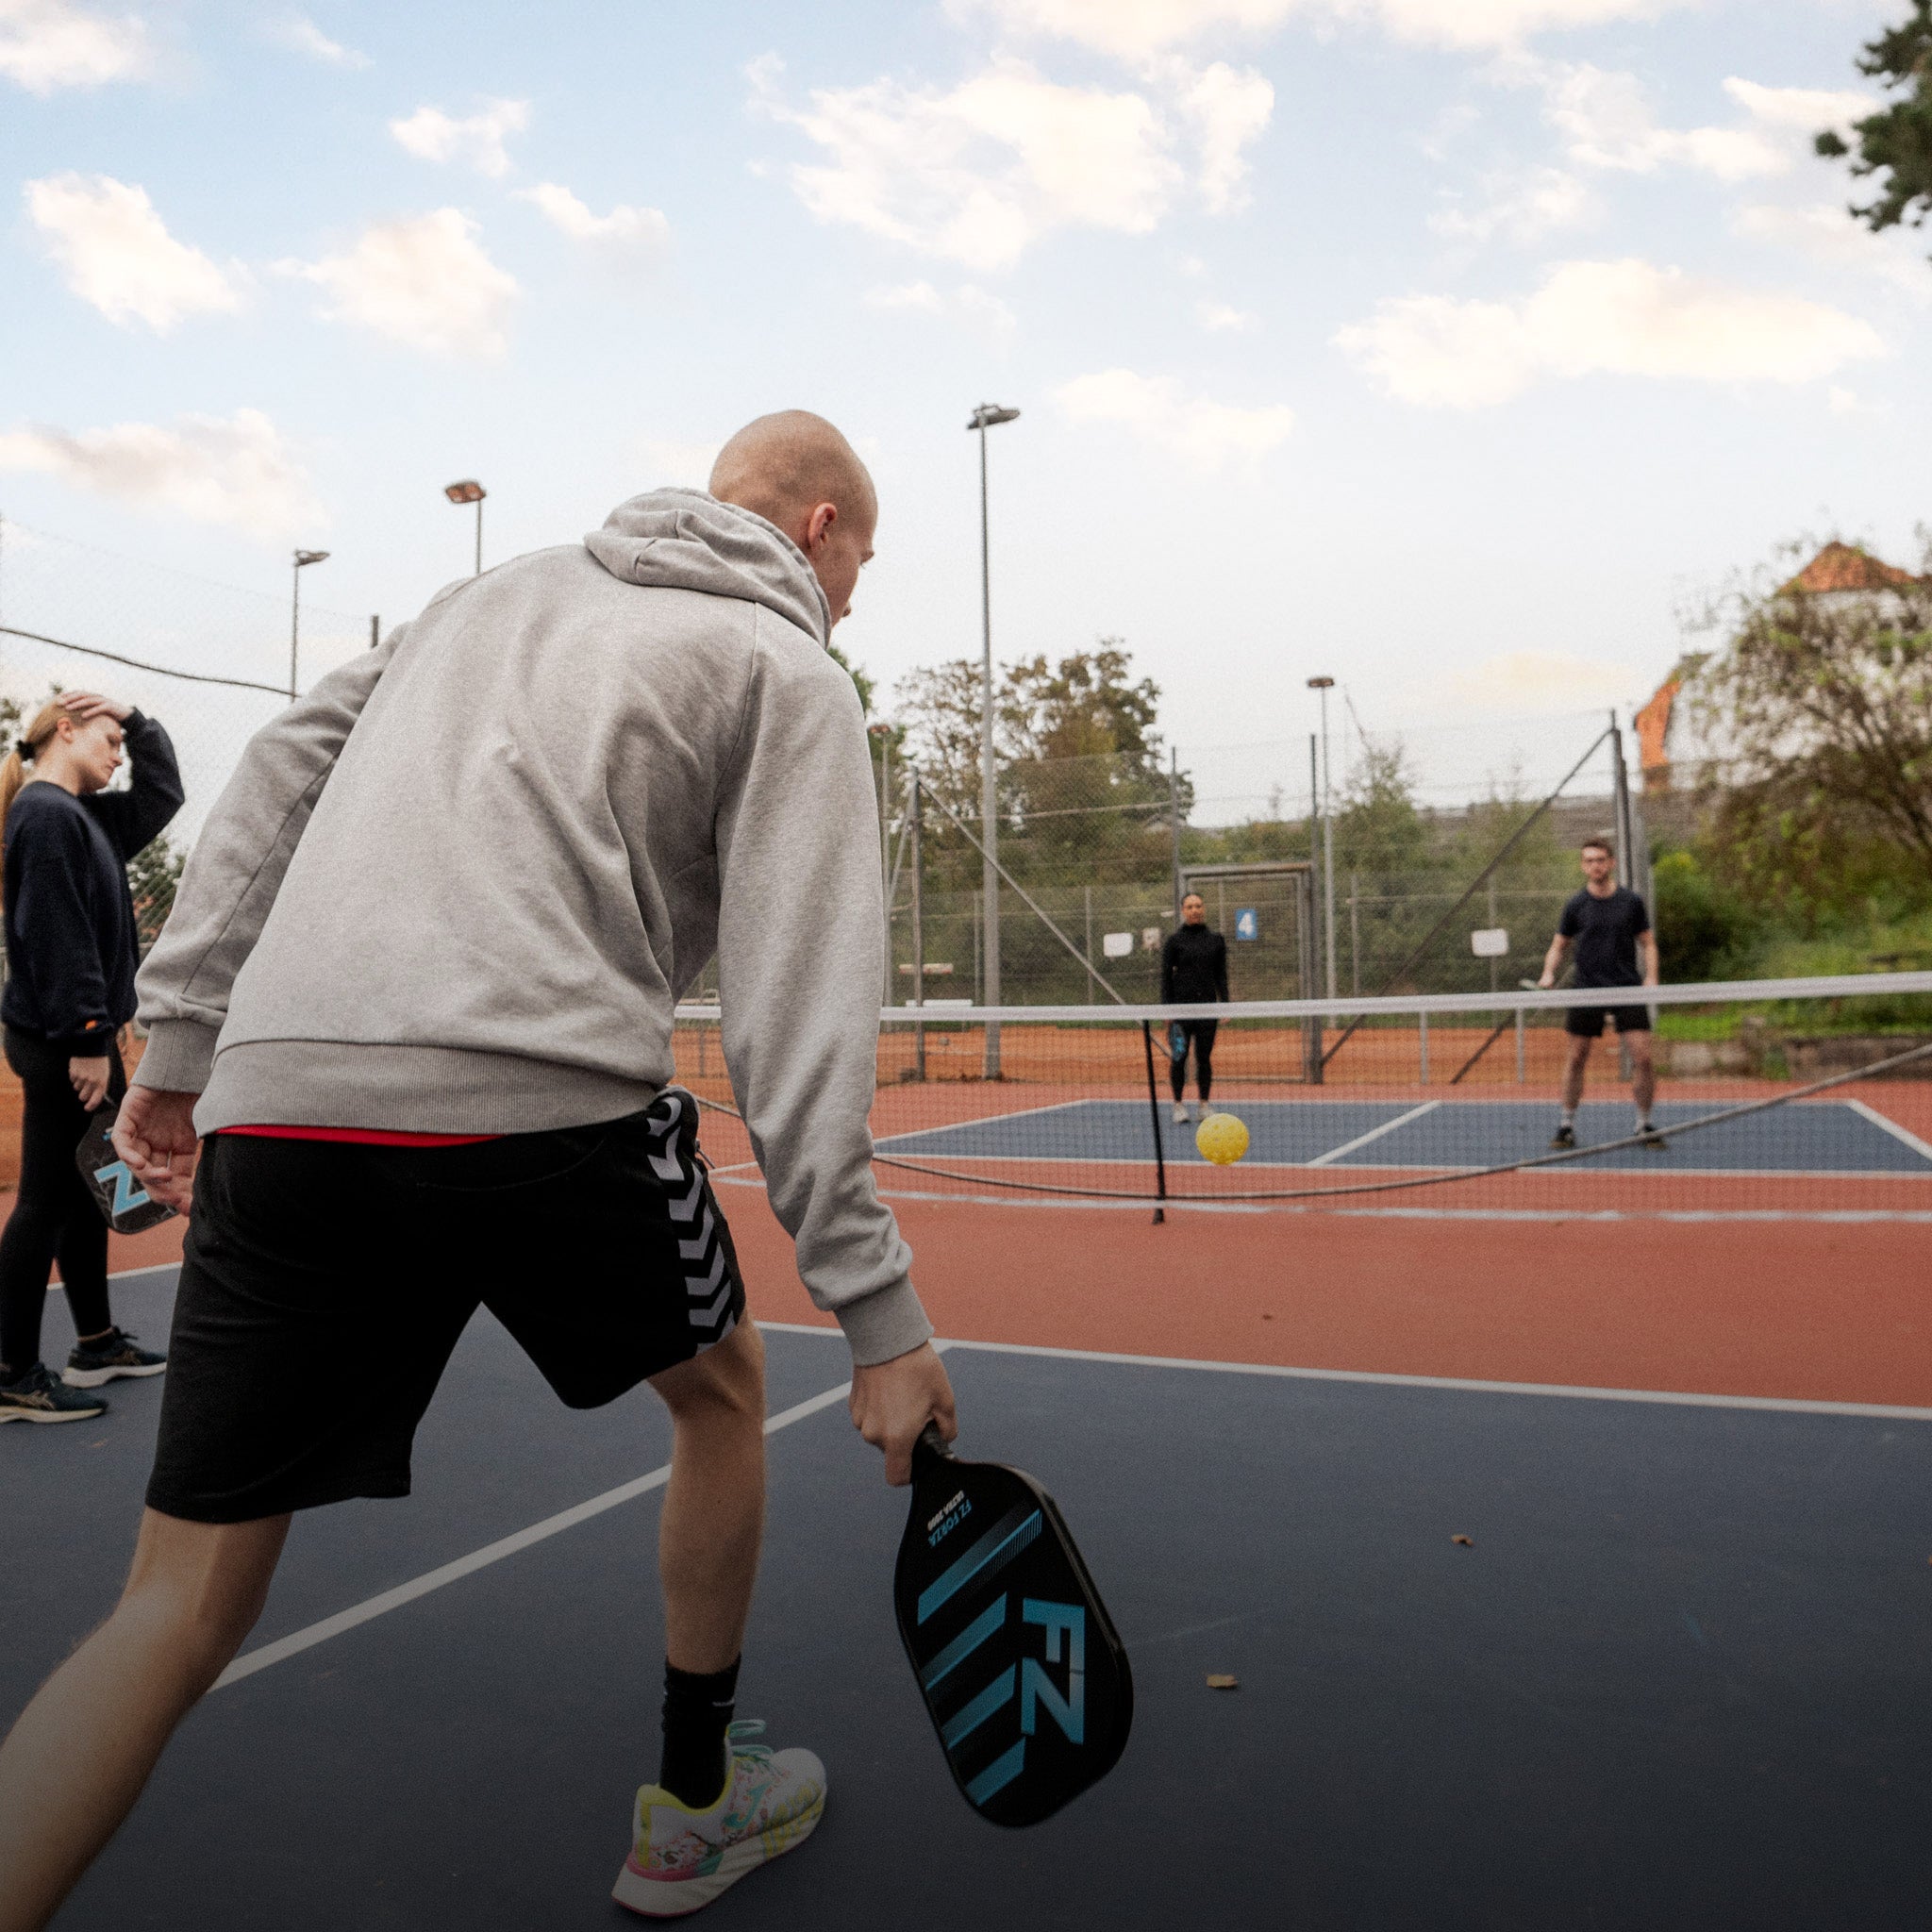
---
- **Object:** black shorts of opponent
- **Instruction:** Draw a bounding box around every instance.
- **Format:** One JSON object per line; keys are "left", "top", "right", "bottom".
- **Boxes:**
{"left": 146, "top": 1088, "right": 745, "bottom": 1524}
{"left": 1564, "top": 1001, "right": 1652, "bottom": 1039}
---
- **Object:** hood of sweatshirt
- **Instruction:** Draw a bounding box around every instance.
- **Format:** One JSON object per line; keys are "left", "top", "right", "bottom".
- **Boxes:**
{"left": 584, "top": 489, "right": 831, "bottom": 647}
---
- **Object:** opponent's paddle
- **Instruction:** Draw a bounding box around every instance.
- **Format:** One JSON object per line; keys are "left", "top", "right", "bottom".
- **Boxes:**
{"left": 75, "top": 1103, "right": 177, "bottom": 1235}
{"left": 893, "top": 1424, "right": 1131, "bottom": 1826}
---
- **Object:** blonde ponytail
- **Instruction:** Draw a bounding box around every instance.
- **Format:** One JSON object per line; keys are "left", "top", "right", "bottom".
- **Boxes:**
{"left": 0, "top": 700, "right": 75, "bottom": 908}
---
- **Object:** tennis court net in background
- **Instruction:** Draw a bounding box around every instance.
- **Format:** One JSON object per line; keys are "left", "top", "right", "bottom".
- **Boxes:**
{"left": 673, "top": 974, "right": 1932, "bottom": 1220}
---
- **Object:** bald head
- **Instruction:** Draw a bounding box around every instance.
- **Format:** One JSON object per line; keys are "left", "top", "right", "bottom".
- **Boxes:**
{"left": 709, "top": 409, "right": 876, "bottom": 627}
{"left": 710, "top": 410, "right": 874, "bottom": 533}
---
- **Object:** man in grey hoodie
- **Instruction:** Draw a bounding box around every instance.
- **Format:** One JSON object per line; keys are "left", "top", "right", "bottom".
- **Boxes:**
{"left": 0, "top": 411, "right": 956, "bottom": 1926}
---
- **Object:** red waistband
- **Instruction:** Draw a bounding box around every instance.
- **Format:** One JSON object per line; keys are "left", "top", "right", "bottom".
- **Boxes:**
{"left": 223, "top": 1125, "right": 504, "bottom": 1147}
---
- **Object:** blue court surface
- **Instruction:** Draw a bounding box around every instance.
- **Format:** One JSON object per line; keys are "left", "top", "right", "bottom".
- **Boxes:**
{"left": 8, "top": 1265, "right": 1932, "bottom": 1930}
{"left": 878, "top": 1097, "right": 1932, "bottom": 1175}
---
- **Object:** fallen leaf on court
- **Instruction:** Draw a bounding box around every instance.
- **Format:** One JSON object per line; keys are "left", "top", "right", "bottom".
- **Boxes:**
{"left": 1207, "top": 1674, "right": 1239, "bottom": 1690}
{"left": 1452, "top": 1535, "right": 1474, "bottom": 1546}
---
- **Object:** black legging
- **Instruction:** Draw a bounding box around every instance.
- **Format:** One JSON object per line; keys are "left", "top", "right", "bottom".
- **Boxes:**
{"left": 0, "top": 1027, "right": 125, "bottom": 1375}
{"left": 1168, "top": 1019, "right": 1218, "bottom": 1104}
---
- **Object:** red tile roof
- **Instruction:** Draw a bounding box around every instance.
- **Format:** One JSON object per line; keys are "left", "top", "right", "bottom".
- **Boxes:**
{"left": 1783, "top": 541, "right": 1921, "bottom": 593}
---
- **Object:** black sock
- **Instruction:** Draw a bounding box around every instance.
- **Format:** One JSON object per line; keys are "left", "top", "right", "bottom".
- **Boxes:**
{"left": 659, "top": 1657, "right": 740, "bottom": 1807}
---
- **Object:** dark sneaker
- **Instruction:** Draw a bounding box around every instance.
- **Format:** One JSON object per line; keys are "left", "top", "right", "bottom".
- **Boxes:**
{"left": 0, "top": 1363, "right": 109, "bottom": 1424}
{"left": 63, "top": 1328, "right": 167, "bottom": 1389}
{"left": 1548, "top": 1124, "right": 1576, "bottom": 1150}
{"left": 1638, "top": 1124, "right": 1670, "bottom": 1151}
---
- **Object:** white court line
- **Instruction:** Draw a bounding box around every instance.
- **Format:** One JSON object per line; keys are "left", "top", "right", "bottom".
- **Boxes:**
{"left": 744, "top": 1323, "right": 1932, "bottom": 1422}
{"left": 1307, "top": 1101, "right": 1440, "bottom": 1168}
{"left": 1843, "top": 1098, "right": 1932, "bottom": 1166}
{"left": 874, "top": 1096, "right": 1107, "bottom": 1150}
{"left": 211, "top": 1374, "right": 859, "bottom": 1692}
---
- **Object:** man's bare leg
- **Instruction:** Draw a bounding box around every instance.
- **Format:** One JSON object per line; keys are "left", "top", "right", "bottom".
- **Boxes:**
{"left": 1626, "top": 1030, "right": 1657, "bottom": 1119}
{"left": 0, "top": 1510, "right": 289, "bottom": 1932}
{"left": 1560, "top": 1033, "right": 1592, "bottom": 1114}
{"left": 649, "top": 1317, "right": 767, "bottom": 1674}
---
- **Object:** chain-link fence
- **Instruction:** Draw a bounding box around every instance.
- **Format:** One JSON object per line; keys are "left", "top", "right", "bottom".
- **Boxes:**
{"left": 877, "top": 721, "right": 1652, "bottom": 1031}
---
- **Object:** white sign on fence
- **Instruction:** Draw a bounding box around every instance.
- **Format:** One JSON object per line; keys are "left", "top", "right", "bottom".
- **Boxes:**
{"left": 1102, "top": 931, "right": 1133, "bottom": 958}
{"left": 1471, "top": 927, "right": 1510, "bottom": 958}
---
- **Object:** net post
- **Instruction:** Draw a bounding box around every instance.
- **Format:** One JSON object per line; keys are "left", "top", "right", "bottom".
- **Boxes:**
{"left": 1419, "top": 1010, "right": 1429, "bottom": 1086}
{"left": 1515, "top": 1006, "right": 1525, "bottom": 1084}
{"left": 1141, "top": 1020, "right": 1168, "bottom": 1224}
{"left": 909, "top": 773, "right": 925, "bottom": 1081}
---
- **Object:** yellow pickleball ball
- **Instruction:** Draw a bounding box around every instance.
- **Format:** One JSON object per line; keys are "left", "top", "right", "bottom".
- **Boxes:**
{"left": 1195, "top": 1110, "right": 1250, "bottom": 1166}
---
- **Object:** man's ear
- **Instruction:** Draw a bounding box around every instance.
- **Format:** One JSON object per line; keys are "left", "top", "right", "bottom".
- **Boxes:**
{"left": 805, "top": 501, "right": 838, "bottom": 553}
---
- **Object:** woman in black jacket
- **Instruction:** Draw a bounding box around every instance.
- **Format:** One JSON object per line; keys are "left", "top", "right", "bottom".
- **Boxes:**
{"left": 0, "top": 691, "right": 184, "bottom": 1422}
{"left": 1160, "top": 891, "right": 1229, "bottom": 1124}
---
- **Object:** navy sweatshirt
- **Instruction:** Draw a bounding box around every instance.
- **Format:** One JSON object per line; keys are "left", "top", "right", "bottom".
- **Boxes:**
{"left": 2, "top": 710, "right": 184, "bottom": 1055}
{"left": 1160, "top": 922, "right": 1228, "bottom": 1005}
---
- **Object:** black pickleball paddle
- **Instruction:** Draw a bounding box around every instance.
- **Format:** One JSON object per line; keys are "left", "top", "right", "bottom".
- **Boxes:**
{"left": 75, "top": 1103, "right": 178, "bottom": 1235}
{"left": 893, "top": 1424, "right": 1132, "bottom": 1826}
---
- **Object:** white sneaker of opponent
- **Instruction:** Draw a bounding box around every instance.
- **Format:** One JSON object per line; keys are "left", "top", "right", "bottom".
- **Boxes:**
{"left": 612, "top": 1719, "right": 825, "bottom": 1918}
{"left": 1171, "top": 1103, "right": 1188, "bottom": 1124}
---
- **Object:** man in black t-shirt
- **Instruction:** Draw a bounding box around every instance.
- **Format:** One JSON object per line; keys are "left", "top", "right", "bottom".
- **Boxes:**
{"left": 1538, "top": 838, "right": 1664, "bottom": 1150}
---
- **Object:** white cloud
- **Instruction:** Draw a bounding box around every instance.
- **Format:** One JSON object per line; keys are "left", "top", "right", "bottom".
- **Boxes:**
{"left": 0, "top": 408, "right": 319, "bottom": 538}
{"left": 1195, "top": 298, "right": 1257, "bottom": 330}
{"left": 1336, "top": 258, "right": 1886, "bottom": 408}
{"left": 953, "top": 0, "right": 1697, "bottom": 59}
{"left": 1446, "top": 648, "right": 1633, "bottom": 712}
{"left": 751, "top": 52, "right": 1263, "bottom": 270}
{"left": 1429, "top": 165, "right": 1593, "bottom": 244}
{"left": 516, "top": 182, "right": 671, "bottom": 255}
{"left": 865, "top": 277, "right": 1019, "bottom": 341}
{"left": 1055, "top": 367, "right": 1294, "bottom": 472}
{"left": 865, "top": 279, "right": 946, "bottom": 312}
{"left": 1516, "top": 60, "right": 1877, "bottom": 184}
{"left": 1732, "top": 201, "right": 1929, "bottom": 300}
{"left": 270, "top": 14, "right": 369, "bottom": 67}
{"left": 389, "top": 97, "right": 528, "bottom": 178}
{"left": 0, "top": 0, "right": 146, "bottom": 92}
{"left": 25, "top": 174, "right": 243, "bottom": 330}
{"left": 281, "top": 209, "right": 518, "bottom": 358}
{"left": 1168, "top": 58, "right": 1274, "bottom": 213}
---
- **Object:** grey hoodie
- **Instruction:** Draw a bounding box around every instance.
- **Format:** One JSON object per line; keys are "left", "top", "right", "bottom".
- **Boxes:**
{"left": 133, "top": 490, "right": 928, "bottom": 1364}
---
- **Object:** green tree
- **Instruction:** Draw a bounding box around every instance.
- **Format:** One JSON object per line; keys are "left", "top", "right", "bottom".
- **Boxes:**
{"left": 1815, "top": 3, "right": 1932, "bottom": 252}
{"left": 1690, "top": 539, "right": 1932, "bottom": 912}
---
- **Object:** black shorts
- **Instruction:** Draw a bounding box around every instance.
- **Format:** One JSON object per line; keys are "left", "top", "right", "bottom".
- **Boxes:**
{"left": 146, "top": 1089, "right": 746, "bottom": 1524}
{"left": 1564, "top": 1003, "right": 1652, "bottom": 1039}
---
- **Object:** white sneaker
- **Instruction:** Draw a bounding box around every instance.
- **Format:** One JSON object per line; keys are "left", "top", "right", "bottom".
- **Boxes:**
{"left": 1171, "top": 1103, "right": 1188, "bottom": 1124}
{"left": 613, "top": 1720, "right": 824, "bottom": 1918}
{"left": 1187, "top": 1101, "right": 1200, "bottom": 1124}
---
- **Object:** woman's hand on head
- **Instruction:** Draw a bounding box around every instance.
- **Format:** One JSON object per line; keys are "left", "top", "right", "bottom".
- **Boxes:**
{"left": 58, "top": 692, "right": 131, "bottom": 724}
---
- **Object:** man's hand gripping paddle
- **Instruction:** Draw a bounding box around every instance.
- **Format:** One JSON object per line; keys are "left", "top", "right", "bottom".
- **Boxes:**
{"left": 893, "top": 1424, "right": 1131, "bottom": 1826}
{"left": 76, "top": 1103, "right": 178, "bottom": 1235}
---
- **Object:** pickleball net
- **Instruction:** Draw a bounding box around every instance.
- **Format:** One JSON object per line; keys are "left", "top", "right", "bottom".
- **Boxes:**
{"left": 674, "top": 972, "right": 1932, "bottom": 1220}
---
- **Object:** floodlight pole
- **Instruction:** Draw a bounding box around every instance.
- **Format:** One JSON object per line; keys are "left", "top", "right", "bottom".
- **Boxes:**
{"left": 291, "top": 549, "right": 330, "bottom": 698}
{"left": 969, "top": 403, "right": 1020, "bottom": 1075}
{"left": 444, "top": 479, "right": 488, "bottom": 576}
{"left": 1308, "top": 676, "right": 1338, "bottom": 1006}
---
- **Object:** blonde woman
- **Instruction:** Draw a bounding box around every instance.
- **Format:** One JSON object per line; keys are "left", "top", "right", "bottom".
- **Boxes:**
{"left": 0, "top": 692, "right": 182, "bottom": 1423}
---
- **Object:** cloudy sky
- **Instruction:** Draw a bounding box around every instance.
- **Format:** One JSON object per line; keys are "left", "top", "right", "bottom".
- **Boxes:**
{"left": 1, "top": 0, "right": 1924, "bottom": 814}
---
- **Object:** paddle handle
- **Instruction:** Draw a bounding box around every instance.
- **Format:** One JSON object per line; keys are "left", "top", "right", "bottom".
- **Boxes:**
{"left": 913, "top": 1423, "right": 956, "bottom": 1474}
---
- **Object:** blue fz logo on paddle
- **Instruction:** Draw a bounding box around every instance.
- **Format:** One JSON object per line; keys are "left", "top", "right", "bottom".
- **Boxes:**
{"left": 92, "top": 1160, "right": 151, "bottom": 1219}
{"left": 913, "top": 1503, "right": 1087, "bottom": 1805}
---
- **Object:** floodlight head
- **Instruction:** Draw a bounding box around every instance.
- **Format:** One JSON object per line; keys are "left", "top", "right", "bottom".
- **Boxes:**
{"left": 966, "top": 404, "right": 1021, "bottom": 431}
{"left": 1306, "top": 675, "right": 1335, "bottom": 689}
{"left": 444, "top": 479, "right": 487, "bottom": 504}
{"left": 293, "top": 549, "right": 330, "bottom": 568}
